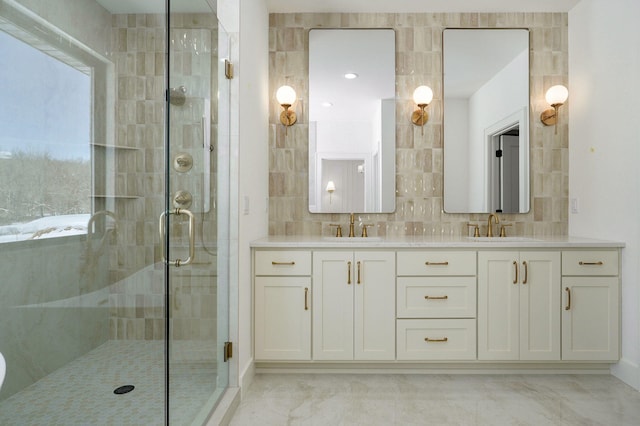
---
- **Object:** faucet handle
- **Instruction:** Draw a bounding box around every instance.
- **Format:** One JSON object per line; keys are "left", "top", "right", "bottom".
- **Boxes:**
{"left": 329, "top": 223, "right": 343, "bottom": 237}
{"left": 500, "top": 223, "right": 512, "bottom": 237}
{"left": 467, "top": 223, "right": 480, "bottom": 237}
{"left": 361, "top": 223, "right": 374, "bottom": 237}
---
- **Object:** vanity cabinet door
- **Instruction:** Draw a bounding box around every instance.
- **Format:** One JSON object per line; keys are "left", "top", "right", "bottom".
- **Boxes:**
{"left": 313, "top": 251, "right": 395, "bottom": 361}
{"left": 562, "top": 277, "right": 619, "bottom": 361}
{"left": 354, "top": 251, "right": 396, "bottom": 360}
{"left": 478, "top": 251, "right": 560, "bottom": 361}
{"left": 478, "top": 251, "right": 520, "bottom": 360}
{"left": 313, "top": 251, "right": 355, "bottom": 360}
{"left": 519, "top": 252, "right": 561, "bottom": 360}
{"left": 254, "top": 277, "right": 311, "bottom": 360}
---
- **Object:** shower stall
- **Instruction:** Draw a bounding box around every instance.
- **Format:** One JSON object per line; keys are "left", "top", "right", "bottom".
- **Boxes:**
{"left": 0, "top": 0, "right": 230, "bottom": 424}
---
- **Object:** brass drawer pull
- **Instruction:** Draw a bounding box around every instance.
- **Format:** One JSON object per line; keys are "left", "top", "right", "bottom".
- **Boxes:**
{"left": 425, "top": 261, "right": 449, "bottom": 266}
{"left": 424, "top": 337, "right": 448, "bottom": 342}
{"left": 304, "top": 287, "right": 309, "bottom": 311}
{"left": 357, "top": 261, "right": 361, "bottom": 284}
{"left": 513, "top": 261, "right": 518, "bottom": 284}
{"left": 565, "top": 287, "right": 571, "bottom": 310}
{"left": 579, "top": 261, "right": 604, "bottom": 266}
{"left": 271, "top": 261, "right": 295, "bottom": 266}
{"left": 347, "top": 261, "right": 352, "bottom": 285}
{"left": 522, "top": 261, "right": 528, "bottom": 284}
{"left": 424, "top": 295, "right": 448, "bottom": 300}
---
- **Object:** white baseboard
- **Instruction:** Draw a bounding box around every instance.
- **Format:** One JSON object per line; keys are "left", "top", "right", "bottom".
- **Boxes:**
{"left": 255, "top": 361, "right": 613, "bottom": 375}
{"left": 239, "top": 358, "right": 256, "bottom": 399}
{"left": 611, "top": 357, "right": 640, "bottom": 390}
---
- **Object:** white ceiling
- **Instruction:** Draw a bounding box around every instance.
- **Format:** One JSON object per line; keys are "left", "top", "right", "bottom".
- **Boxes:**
{"left": 96, "top": 0, "right": 581, "bottom": 14}
{"left": 266, "top": 0, "right": 581, "bottom": 13}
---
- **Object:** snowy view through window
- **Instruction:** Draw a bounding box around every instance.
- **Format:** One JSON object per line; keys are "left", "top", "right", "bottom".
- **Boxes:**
{"left": 0, "top": 30, "right": 91, "bottom": 242}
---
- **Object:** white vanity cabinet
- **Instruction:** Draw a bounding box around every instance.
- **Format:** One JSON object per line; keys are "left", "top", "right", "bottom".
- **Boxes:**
{"left": 312, "top": 251, "right": 395, "bottom": 361}
{"left": 561, "top": 250, "right": 619, "bottom": 361}
{"left": 396, "top": 251, "right": 477, "bottom": 360}
{"left": 254, "top": 250, "right": 312, "bottom": 360}
{"left": 478, "top": 251, "right": 561, "bottom": 361}
{"left": 252, "top": 237, "right": 622, "bottom": 369}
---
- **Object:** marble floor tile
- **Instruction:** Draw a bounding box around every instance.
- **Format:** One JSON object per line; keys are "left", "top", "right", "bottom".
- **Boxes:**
{"left": 229, "top": 373, "right": 640, "bottom": 426}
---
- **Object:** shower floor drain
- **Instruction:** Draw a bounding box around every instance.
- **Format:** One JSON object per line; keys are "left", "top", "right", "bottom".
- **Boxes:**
{"left": 113, "top": 385, "right": 135, "bottom": 395}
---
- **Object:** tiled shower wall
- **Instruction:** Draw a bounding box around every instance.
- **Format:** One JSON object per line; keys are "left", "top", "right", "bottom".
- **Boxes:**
{"left": 269, "top": 13, "right": 568, "bottom": 237}
{"left": 108, "top": 13, "right": 218, "bottom": 342}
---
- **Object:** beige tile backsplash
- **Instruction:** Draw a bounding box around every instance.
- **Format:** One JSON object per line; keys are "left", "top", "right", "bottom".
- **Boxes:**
{"left": 269, "top": 12, "right": 568, "bottom": 238}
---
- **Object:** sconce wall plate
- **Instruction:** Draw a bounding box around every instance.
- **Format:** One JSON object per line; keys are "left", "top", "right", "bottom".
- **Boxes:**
{"left": 279, "top": 107, "right": 297, "bottom": 127}
{"left": 411, "top": 108, "right": 429, "bottom": 126}
{"left": 540, "top": 107, "right": 558, "bottom": 126}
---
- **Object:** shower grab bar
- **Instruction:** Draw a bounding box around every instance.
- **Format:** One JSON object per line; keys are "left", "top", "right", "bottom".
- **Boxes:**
{"left": 159, "top": 208, "right": 195, "bottom": 267}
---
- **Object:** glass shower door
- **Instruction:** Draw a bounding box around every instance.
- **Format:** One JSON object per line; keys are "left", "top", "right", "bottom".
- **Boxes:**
{"left": 165, "top": 0, "right": 229, "bottom": 423}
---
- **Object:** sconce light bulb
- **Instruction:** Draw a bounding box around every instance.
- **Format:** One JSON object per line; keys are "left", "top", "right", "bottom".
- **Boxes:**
{"left": 276, "top": 85, "right": 297, "bottom": 106}
{"left": 413, "top": 85, "right": 434, "bottom": 106}
{"left": 326, "top": 181, "right": 336, "bottom": 193}
{"left": 545, "top": 84, "right": 568, "bottom": 106}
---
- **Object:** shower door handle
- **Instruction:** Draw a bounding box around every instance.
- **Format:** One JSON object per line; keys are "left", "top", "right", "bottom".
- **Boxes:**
{"left": 159, "top": 208, "right": 195, "bottom": 267}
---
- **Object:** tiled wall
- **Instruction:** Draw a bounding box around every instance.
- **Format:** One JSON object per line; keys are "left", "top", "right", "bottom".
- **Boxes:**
{"left": 269, "top": 13, "right": 568, "bottom": 238}
{"left": 109, "top": 13, "right": 219, "bottom": 342}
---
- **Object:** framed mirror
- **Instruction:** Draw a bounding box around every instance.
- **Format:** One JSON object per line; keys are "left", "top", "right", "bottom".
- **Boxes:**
{"left": 443, "top": 29, "right": 530, "bottom": 214}
{"left": 308, "top": 29, "right": 396, "bottom": 213}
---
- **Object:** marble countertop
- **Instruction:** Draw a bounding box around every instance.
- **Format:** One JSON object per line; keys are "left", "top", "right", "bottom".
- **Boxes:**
{"left": 251, "top": 235, "right": 625, "bottom": 249}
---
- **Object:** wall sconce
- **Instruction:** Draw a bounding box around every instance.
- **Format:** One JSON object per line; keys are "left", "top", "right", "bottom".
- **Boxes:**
{"left": 411, "top": 85, "right": 434, "bottom": 135}
{"left": 326, "top": 181, "right": 336, "bottom": 204}
{"left": 540, "top": 84, "right": 569, "bottom": 134}
{"left": 276, "top": 85, "right": 297, "bottom": 135}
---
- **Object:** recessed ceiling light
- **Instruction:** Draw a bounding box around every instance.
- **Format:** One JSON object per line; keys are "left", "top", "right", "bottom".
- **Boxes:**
{"left": 321, "top": 102, "right": 333, "bottom": 107}
{"left": 344, "top": 73, "right": 358, "bottom": 79}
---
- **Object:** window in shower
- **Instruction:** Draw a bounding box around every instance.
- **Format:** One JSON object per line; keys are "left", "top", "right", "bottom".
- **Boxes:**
{"left": 0, "top": 29, "right": 91, "bottom": 243}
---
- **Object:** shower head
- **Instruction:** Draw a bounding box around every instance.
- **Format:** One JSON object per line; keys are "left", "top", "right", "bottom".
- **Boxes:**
{"left": 169, "top": 85, "right": 187, "bottom": 106}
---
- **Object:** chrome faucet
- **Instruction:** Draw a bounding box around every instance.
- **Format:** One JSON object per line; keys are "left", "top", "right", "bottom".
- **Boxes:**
{"left": 487, "top": 213, "right": 500, "bottom": 237}
{"left": 348, "top": 213, "right": 356, "bottom": 237}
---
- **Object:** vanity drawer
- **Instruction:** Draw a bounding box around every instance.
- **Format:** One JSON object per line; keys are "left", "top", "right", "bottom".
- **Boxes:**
{"left": 397, "top": 319, "right": 476, "bottom": 360}
{"left": 397, "top": 277, "right": 476, "bottom": 318}
{"left": 562, "top": 251, "right": 618, "bottom": 276}
{"left": 255, "top": 250, "right": 311, "bottom": 276}
{"left": 397, "top": 251, "right": 476, "bottom": 276}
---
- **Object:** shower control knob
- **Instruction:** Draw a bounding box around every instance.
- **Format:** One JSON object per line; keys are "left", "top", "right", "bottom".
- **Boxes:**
{"left": 173, "top": 153, "right": 193, "bottom": 172}
{"left": 173, "top": 190, "right": 193, "bottom": 209}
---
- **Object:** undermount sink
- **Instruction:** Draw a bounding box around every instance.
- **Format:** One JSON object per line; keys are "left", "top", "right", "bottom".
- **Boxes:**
{"left": 322, "top": 236, "right": 383, "bottom": 242}
{"left": 465, "top": 236, "right": 540, "bottom": 242}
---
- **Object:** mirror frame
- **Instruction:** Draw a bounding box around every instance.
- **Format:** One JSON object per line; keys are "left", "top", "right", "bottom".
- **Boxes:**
{"left": 442, "top": 28, "right": 531, "bottom": 214}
